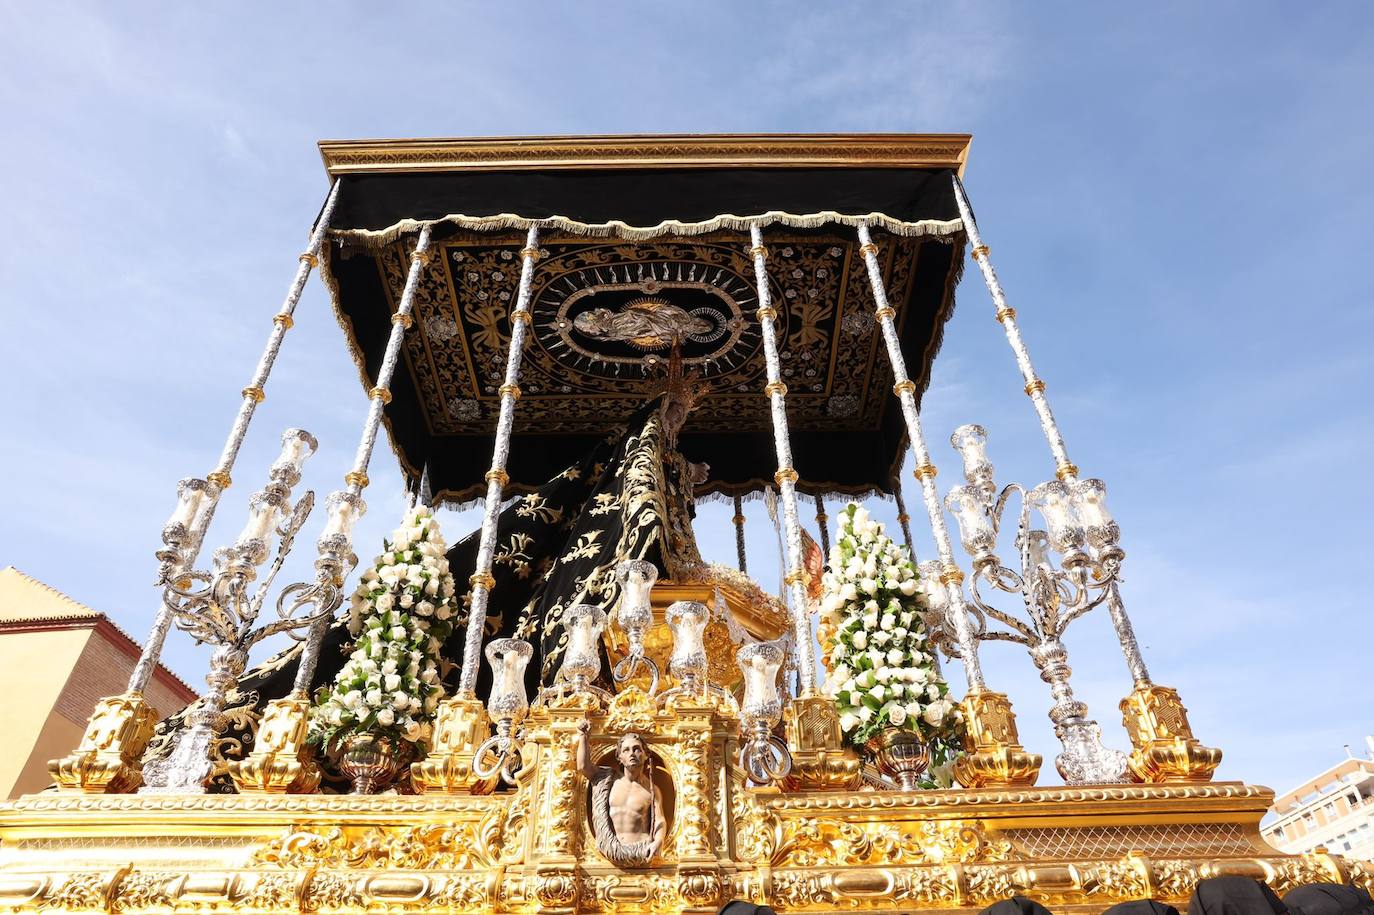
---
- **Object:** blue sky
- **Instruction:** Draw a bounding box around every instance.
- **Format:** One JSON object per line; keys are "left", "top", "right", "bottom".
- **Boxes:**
{"left": 1, "top": 2, "right": 1371, "bottom": 796}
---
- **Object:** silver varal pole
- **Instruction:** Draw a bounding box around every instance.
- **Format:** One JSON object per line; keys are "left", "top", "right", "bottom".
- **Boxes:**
{"left": 951, "top": 179, "right": 1152, "bottom": 687}
{"left": 855, "top": 223, "right": 986, "bottom": 691}
{"left": 286, "top": 224, "right": 436, "bottom": 695}
{"left": 457, "top": 227, "right": 541, "bottom": 696}
{"left": 747, "top": 225, "right": 818, "bottom": 695}
{"left": 128, "top": 179, "right": 342, "bottom": 696}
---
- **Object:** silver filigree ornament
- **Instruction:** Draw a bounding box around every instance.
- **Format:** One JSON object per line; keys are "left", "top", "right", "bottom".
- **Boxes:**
{"left": 942, "top": 423, "right": 1131, "bottom": 785}
{"left": 142, "top": 428, "right": 358, "bottom": 793}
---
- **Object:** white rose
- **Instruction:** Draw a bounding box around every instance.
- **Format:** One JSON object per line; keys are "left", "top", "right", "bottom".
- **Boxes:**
{"left": 392, "top": 691, "right": 410, "bottom": 710}
{"left": 343, "top": 690, "right": 362, "bottom": 709}
{"left": 905, "top": 701, "right": 923, "bottom": 720}
{"left": 384, "top": 673, "right": 401, "bottom": 691}
{"left": 862, "top": 611, "right": 878, "bottom": 629}
{"left": 365, "top": 688, "right": 383, "bottom": 707}
{"left": 422, "top": 667, "right": 439, "bottom": 685}
{"left": 832, "top": 664, "right": 851, "bottom": 684}
{"left": 852, "top": 631, "right": 867, "bottom": 649}
{"left": 375, "top": 592, "right": 395, "bottom": 612}
{"left": 387, "top": 625, "right": 405, "bottom": 641}
{"left": 887, "top": 703, "right": 907, "bottom": 726}
{"left": 416, "top": 600, "right": 434, "bottom": 616}
{"left": 890, "top": 682, "right": 905, "bottom": 697}
{"left": 923, "top": 702, "right": 946, "bottom": 727}
{"left": 860, "top": 578, "right": 879, "bottom": 595}
{"left": 839, "top": 712, "right": 859, "bottom": 732}
{"left": 434, "top": 605, "right": 451, "bottom": 621}
{"left": 873, "top": 630, "right": 891, "bottom": 646}
{"left": 328, "top": 707, "right": 343, "bottom": 725}
{"left": 841, "top": 582, "right": 858, "bottom": 601}
{"left": 869, "top": 684, "right": 886, "bottom": 702}
{"left": 381, "top": 659, "right": 398, "bottom": 675}
{"left": 857, "top": 705, "right": 874, "bottom": 722}
{"left": 898, "top": 579, "right": 918, "bottom": 596}
{"left": 926, "top": 684, "right": 941, "bottom": 700}
{"left": 377, "top": 708, "right": 395, "bottom": 726}
{"left": 399, "top": 592, "right": 414, "bottom": 609}
{"left": 404, "top": 720, "right": 424, "bottom": 741}
{"left": 842, "top": 677, "right": 857, "bottom": 693}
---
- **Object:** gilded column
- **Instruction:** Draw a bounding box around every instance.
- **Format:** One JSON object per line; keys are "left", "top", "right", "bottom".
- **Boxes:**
{"left": 415, "top": 227, "right": 541, "bottom": 793}
{"left": 50, "top": 180, "right": 341, "bottom": 794}
{"left": 748, "top": 225, "right": 859, "bottom": 790}
{"left": 951, "top": 180, "right": 1220, "bottom": 783}
{"left": 856, "top": 222, "right": 1041, "bottom": 788}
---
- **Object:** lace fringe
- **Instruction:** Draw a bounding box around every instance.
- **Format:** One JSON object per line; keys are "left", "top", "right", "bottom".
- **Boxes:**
{"left": 330, "top": 211, "right": 964, "bottom": 250}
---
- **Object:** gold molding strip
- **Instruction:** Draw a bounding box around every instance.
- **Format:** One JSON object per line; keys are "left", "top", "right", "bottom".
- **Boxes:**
{"left": 318, "top": 133, "right": 972, "bottom": 176}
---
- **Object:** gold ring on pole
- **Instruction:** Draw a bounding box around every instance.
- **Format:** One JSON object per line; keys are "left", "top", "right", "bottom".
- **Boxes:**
{"left": 858, "top": 242, "right": 879, "bottom": 258}
{"left": 345, "top": 471, "right": 370, "bottom": 490}
{"left": 732, "top": 514, "right": 746, "bottom": 525}
{"left": 369, "top": 386, "right": 392, "bottom": 404}
{"left": 520, "top": 246, "right": 541, "bottom": 261}
{"left": 893, "top": 380, "right": 917, "bottom": 397}
{"left": 995, "top": 307, "right": 1017, "bottom": 323}
{"left": 774, "top": 468, "right": 799, "bottom": 485}
{"left": 485, "top": 469, "right": 510, "bottom": 486}
{"left": 783, "top": 569, "right": 807, "bottom": 586}
{"left": 755, "top": 306, "right": 778, "bottom": 323}
{"left": 940, "top": 566, "right": 966, "bottom": 586}
{"left": 1025, "top": 379, "right": 1046, "bottom": 395}
{"left": 913, "top": 463, "right": 938, "bottom": 480}
{"left": 970, "top": 245, "right": 990, "bottom": 259}
{"left": 241, "top": 386, "right": 265, "bottom": 403}
{"left": 273, "top": 313, "right": 294, "bottom": 329}
{"left": 412, "top": 247, "right": 434, "bottom": 266}
{"left": 499, "top": 383, "right": 521, "bottom": 401}
{"left": 749, "top": 244, "right": 768, "bottom": 260}
{"left": 298, "top": 252, "right": 319, "bottom": 268}
{"left": 764, "top": 381, "right": 787, "bottom": 397}
{"left": 392, "top": 312, "right": 414, "bottom": 328}
{"left": 897, "top": 513, "right": 910, "bottom": 525}
{"left": 1055, "top": 462, "right": 1080, "bottom": 481}
{"left": 207, "top": 471, "right": 232, "bottom": 490}
{"left": 469, "top": 572, "right": 496, "bottom": 591}
{"left": 874, "top": 306, "right": 896, "bottom": 322}
{"left": 510, "top": 310, "right": 532, "bottom": 325}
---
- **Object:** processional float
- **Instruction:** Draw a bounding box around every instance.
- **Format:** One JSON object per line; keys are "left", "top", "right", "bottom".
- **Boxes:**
{"left": 4, "top": 134, "right": 1369, "bottom": 914}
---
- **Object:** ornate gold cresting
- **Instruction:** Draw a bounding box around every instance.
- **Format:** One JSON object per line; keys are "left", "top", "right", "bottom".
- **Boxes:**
{"left": 227, "top": 696, "right": 322, "bottom": 794}
{"left": 954, "top": 690, "right": 1043, "bottom": 788}
{"left": 47, "top": 692, "right": 160, "bottom": 793}
{"left": 1120, "top": 684, "right": 1223, "bottom": 784}
{"left": 410, "top": 695, "right": 498, "bottom": 794}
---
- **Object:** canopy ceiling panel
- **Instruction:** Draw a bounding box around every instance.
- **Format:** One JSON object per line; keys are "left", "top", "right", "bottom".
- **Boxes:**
{"left": 318, "top": 135, "right": 971, "bottom": 504}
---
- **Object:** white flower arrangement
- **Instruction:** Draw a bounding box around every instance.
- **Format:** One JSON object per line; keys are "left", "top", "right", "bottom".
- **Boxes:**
{"left": 308, "top": 506, "right": 457, "bottom": 752}
{"left": 819, "top": 503, "right": 963, "bottom": 784}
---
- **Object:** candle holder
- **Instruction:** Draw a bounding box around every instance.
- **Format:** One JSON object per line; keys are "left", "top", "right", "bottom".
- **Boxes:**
{"left": 550, "top": 604, "right": 612, "bottom": 705}
{"left": 612, "top": 559, "right": 660, "bottom": 693}
{"left": 736, "top": 641, "right": 791, "bottom": 785}
{"left": 944, "top": 424, "right": 1130, "bottom": 785}
{"left": 656, "top": 600, "right": 714, "bottom": 707}
{"left": 473, "top": 638, "right": 533, "bottom": 786}
{"left": 142, "top": 429, "right": 360, "bottom": 793}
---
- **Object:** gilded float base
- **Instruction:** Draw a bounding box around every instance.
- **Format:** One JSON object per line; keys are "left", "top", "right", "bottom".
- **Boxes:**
{"left": 46, "top": 691, "right": 159, "bottom": 794}
{"left": 955, "top": 689, "right": 1044, "bottom": 788}
{"left": 782, "top": 693, "right": 862, "bottom": 791}
{"left": 2, "top": 785, "right": 1370, "bottom": 914}
{"left": 226, "top": 696, "right": 322, "bottom": 794}
{"left": 409, "top": 695, "right": 498, "bottom": 794}
{"left": 1121, "top": 684, "right": 1224, "bottom": 784}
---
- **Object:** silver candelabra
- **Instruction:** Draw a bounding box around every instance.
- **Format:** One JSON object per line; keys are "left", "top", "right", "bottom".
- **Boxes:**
{"left": 942, "top": 423, "right": 1130, "bottom": 785}
{"left": 141, "top": 429, "right": 355, "bottom": 793}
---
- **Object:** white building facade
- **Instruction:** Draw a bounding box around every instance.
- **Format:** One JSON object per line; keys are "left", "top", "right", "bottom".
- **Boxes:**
{"left": 1265, "top": 738, "right": 1374, "bottom": 860}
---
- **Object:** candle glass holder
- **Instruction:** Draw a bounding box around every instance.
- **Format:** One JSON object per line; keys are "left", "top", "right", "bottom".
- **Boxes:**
{"left": 736, "top": 641, "right": 791, "bottom": 785}
{"left": 473, "top": 638, "right": 533, "bottom": 785}
{"left": 613, "top": 559, "right": 659, "bottom": 692}
{"left": 556, "top": 604, "right": 611, "bottom": 703}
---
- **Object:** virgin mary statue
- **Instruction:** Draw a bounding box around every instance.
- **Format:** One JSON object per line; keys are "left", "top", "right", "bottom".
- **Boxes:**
{"left": 142, "top": 369, "right": 713, "bottom": 788}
